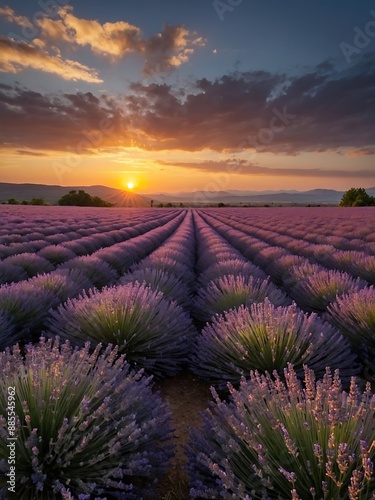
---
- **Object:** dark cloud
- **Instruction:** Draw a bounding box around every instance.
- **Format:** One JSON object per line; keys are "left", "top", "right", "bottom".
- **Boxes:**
{"left": 126, "top": 55, "right": 375, "bottom": 154}
{"left": 0, "top": 56, "right": 374, "bottom": 160}
{"left": 16, "top": 150, "right": 48, "bottom": 156}
{"left": 156, "top": 160, "right": 375, "bottom": 178}
{"left": 0, "top": 86, "right": 128, "bottom": 151}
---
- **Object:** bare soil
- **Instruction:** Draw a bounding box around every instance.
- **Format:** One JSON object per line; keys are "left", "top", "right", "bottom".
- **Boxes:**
{"left": 154, "top": 370, "right": 213, "bottom": 499}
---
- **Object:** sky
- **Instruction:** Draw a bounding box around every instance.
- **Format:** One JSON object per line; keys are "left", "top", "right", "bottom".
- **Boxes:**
{"left": 0, "top": 0, "right": 374, "bottom": 194}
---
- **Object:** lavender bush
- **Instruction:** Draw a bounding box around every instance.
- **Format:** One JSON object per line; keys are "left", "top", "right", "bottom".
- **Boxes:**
{"left": 188, "top": 365, "right": 375, "bottom": 499}
{"left": 190, "top": 300, "right": 358, "bottom": 389}
{"left": 37, "top": 245, "right": 77, "bottom": 265}
{"left": 197, "top": 259, "right": 267, "bottom": 289}
{"left": 193, "top": 275, "right": 291, "bottom": 323}
{"left": 0, "top": 283, "right": 56, "bottom": 349}
{"left": 131, "top": 256, "right": 195, "bottom": 286}
{"left": 119, "top": 268, "right": 193, "bottom": 310}
{"left": 0, "top": 261, "right": 28, "bottom": 285}
{"left": 46, "top": 282, "right": 197, "bottom": 377}
{"left": 58, "top": 256, "right": 118, "bottom": 288}
{"left": 289, "top": 269, "right": 368, "bottom": 312}
{"left": 326, "top": 287, "right": 375, "bottom": 363}
{"left": 2, "top": 253, "right": 54, "bottom": 278}
{"left": 0, "top": 311, "right": 16, "bottom": 348}
{"left": 266, "top": 254, "right": 308, "bottom": 285}
{"left": 0, "top": 337, "right": 174, "bottom": 499}
{"left": 29, "top": 269, "right": 94, "bottom": 303}
{"left": 94, "top": 243, "right": 140, "bottom": 274}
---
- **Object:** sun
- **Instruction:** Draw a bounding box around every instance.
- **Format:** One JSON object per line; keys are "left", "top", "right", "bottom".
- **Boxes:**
{"left": 127, "top": 182, "right": 135, "bottom": 190}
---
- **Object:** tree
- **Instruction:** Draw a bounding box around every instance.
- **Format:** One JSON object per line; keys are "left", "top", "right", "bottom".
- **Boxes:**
{"left": 30, "top": 198, "right": 48, "bottom": 206}
{"left": 339, "top": 187, "right": 375, "bottom": 207}
{"left": 58, "top": 190, "right": 112, "bottom": 207}
{"left": 8, "top": 198, "right": 19, "bottom": 205}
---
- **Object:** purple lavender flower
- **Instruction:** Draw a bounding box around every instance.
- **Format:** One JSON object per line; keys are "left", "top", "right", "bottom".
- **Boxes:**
{"left": 30, "top": 269, "right": 94, "bottom": 303}
{"left": 0, "top": 261, "right": 28, "bottom": 285}
{"left": 46, "top": 282, "right": 197, "bottom": 377}
{"left": 190, "top": 300, "right": 358, "bottom": 389}
{"left": 187, "top": 365, "right": 375, "bottom": 499}
{"left": 193, "top": 275, "right": 291, "bottom": 323}
{"left": 37, "top": 245, "right": 77, "bottom": 265}
{"left": 0, "top": 337, "right": 174, "bottom": 499}
{"left": 326, "top": 286, "right": 375, "bottom": 362}
{"left": 289, "top": 268, "right": 368, "bottom": 312}
{"left": 58, "top": 256, "right": 118, "bottom": 288}
{"left": 131, "top": 256, "right": 195, "bottom": 286}
{"left": 0, "top": 282, "right": 57, "bottom": 348}
{"left": 197, "top": 259, "right": 267, "bottom": 289}
{"left": 120, "top": 268, "right": 193, "bottom": 310}
{"left": 3, "top": 253, "right": 54, "bottom": 278}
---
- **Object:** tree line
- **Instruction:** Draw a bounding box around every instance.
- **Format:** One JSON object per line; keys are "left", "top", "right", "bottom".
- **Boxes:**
{"left": 5, "top": 190, "right": 113, "bottom": 207}
{"left": 4, "top": 187, "right": 375, "bottom": 207}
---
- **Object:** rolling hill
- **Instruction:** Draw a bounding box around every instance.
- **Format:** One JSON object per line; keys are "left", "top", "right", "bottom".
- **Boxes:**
{"left": 1, "top": 183, "right": 375, "bottom": 206}
{"left": 0, "top": 183, "right": 155, "bottom": 208}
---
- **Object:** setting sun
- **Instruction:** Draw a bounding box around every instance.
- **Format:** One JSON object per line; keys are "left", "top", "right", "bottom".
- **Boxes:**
{"left": 127, "top": 182, "right": 135, "bottom": 190}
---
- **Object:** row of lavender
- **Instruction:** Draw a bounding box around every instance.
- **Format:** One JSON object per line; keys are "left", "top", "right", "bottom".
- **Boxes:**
{"left": 0, "top": 207, "right": 195, "bottom": 498}
{"left": 0, "top": 206, "right": 181, "bottom": 285}
{"left": 198, "top": 208, "right": 375, "bottom": 366}
{"left": 188, "top": 208, "right": 375, "bottom": 499}
{"left": 1, "top": 206, "right": 374, "bottom": 499}
{"left": 0, "top": 208, "right": 189, "bottom": 349}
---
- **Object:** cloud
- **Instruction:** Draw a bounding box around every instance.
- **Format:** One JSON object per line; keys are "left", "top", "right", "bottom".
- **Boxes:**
{"left": 344, "top": 148, "right": 375, "bottom": 157}
{"left": 156, "top": 160, "right": 375, "bottom": 178}
{"left": 141, "top": 24, "right": 205, "bottom": 76}
{"left": 0, "top": 5, "right": 33, "bottom": 29}
{"left": 0, "top": 86, "right": 127, "bottom": 151}
{"left": 16, "top": 150, "right": 48, "bottom": 157}
{"left": 3, "top": 4, "right": 204, "bottom": 76}
{"left": 0, "top": 55, "right": 374, "bottom": 161}
{"left": 0, "top": 36, "right": 103, "bottom": 82}
{"left": 37, "top": 6, "right": 143, "bottom": 58}
{"left": 125, "top": 55, "right": 375, "bottom": 154}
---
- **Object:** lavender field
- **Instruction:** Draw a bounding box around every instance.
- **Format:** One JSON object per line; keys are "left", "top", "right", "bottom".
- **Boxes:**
{"left": 0, "top": 205, "right": 374, "bottom": 499}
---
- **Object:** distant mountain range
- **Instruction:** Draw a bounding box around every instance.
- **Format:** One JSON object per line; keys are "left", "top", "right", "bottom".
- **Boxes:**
{"left": 0, "top": 183, "right": 154, "bottom": 207}
{"left": 145, "top": 187, "right": 375, "bottom": 205}
{"left": 1, "top": 183, "right": 375, "bottom": 206}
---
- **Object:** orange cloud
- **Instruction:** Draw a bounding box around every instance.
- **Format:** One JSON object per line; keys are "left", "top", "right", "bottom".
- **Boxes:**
{"left": 0, "top": 5, "right": 33, "bottom": 29}
{"left": 345, "top": 148, "right": 375, "bottom": 157}
{"left": 37, "top": 7, "right": 142, "bottom": 58}
{"left": 0, "top": 36, "right": 103, "bottom": 83}
{"left": 0, "top": 5, "right": 205, "bottom": 78}
{"left": 156, "top": 160, "right": 375, "bottom": 178}
{"left": 36, "top": 5, "right": 205, "bottom": 75}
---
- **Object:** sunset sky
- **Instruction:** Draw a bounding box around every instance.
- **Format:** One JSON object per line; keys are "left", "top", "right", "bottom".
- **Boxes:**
{"left": 0, "top": 0, "right": 374, "bottom": 194}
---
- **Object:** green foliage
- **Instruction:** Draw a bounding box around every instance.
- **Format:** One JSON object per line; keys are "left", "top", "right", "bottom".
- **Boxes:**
{"left": 0, "top": 338, "right": 174, "bottom": 498}
{"left": 57, "top": 190, "right": 112, "bottom": 207}
{"left": 339, "top": 188, "right": 375, "bottom": 207}
{"left": 188, "top": 365, "right": 375, "bottom": 499}
{"left": 7, "top": 198, "right": 48, "bottom": 205}
{"left": 30, "top": 198, "right": 48, "bottom": 206}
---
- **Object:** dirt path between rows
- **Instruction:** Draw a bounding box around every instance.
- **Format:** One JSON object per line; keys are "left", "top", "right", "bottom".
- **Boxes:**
{"left": 154, "top": 370, "right": 213, "bottom": 499}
